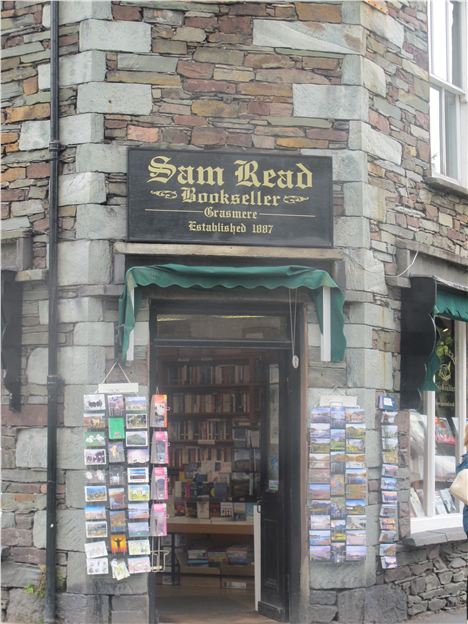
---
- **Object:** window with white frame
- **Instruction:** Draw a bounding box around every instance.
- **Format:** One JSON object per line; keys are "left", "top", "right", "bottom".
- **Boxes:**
{"left": 410, "top": 319, "right": 467, "bottom": 532}
{"left": 429, "top": 0, "right": 468, "bottom": 187}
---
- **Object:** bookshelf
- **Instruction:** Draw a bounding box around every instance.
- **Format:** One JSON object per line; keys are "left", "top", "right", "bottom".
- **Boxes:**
{"left": 158, "top": 349, "right": 262, "bottom": 580}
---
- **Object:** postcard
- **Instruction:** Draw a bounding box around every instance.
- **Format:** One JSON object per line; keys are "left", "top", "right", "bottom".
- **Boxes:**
{"left": 330, "top": 407, "right": 346, "bottom": 428}
{"left": 379, "top": 530, "right": 397, "bottom": 543}
{"left": 110, "top": 533, "right": 127, "bottom": 555}
{"left": 310, "top": 407, "right": 331, "bottom": 424}
{"left": 309, "top": 453, "right": 330, "bottom": 469}
{"left": 86, "top": 556, "right": 108, "bottom": 575}
{"left": 128, "top": 556, "right": 151, "bottom": 574}
{"left": 330, "top": 429, "right": 345, "bottom": 451}
{"left": 379, "top": 543, "right": 396, "bottom": 557}
{"left": 309, "top": 500, "right": 331, "bottom": 515}
{"left": 309, "top": 468, "right": 331, "bottom": 484}
{"left": 440, "top": 488, "right": 457, "bottom": 513}
{"left": 346, "top": 454, "right": 366, "bottom": 469}
{"left": 128, "top": 484, "right": 150, "bottom": 502}
{"left": 346, "top": 499, "right": 366, "bottom": 515}
{"left": 111, "top": 559, "right": 130, "bottom": 581}
{"left": 309, "top": 530, "right": 331, "bottom": 546}
{"left": 331, "top": 543, "right": 346, "bottom": 563}
{"left": 309, "top": 546, "right": 331, "bottom": 561}
{"left": 108, "top": 418, "right": 125, "bottom": 441}
{"left": 330, "top": 523, "right": 346, "bottom": 542}
{"left": 85, "top": 520, "right": 108, "bottom": 539}
{"left": 85, "top": 505, "right": 106, "bottom": 521}
{"left": 107, "top": 394, "right": 125, "bottom": 417}
{"left": 84, "top": 449, "right": 106, "bottom": 466}
{"left": 128, "top": 521, "right": 150, "bottom": 538}
{"left": 309, "top": 515, "right": 330, "bottom": 530}
{"left": 346, "top": 468, "right": 367, "bottom": 485}
{"left": 345, "top": 408, "right": 365, "bottom": 424}
{"left": 309, "top": 423, "right": 331, "bottom": 439}
{"left": 382, "top": 425, "right": 398, "bottom": 439}
{"left": 108, "top": 487, "right": 126, "bottom": 510}
{"left": 128, "top": 448, "right": 150, "bottom": 464}
{"left": 84, "top": 413, "right": 106, "bottom": 430}
{"left": 380, "top": 517, "right": 397, "bottom": 531}
{"left": 109, "top": 466, "right": 125, "bottom": 487}
{"left": 346, "top": 484, "right": 367, "bottom": 500}
{"left": 151, "top": 431, "right": 169, "bottom": 464}
{"left": 84, "top": 394, "right": 105, "bottom": 412}
{"left": 330, "top": 498, "right": 346, "bottom": 519}
{"left": 382, "top": 490, "right": 398, "bottom": 504}
{"left": 346, "top": 545, "right": 366, "bottom": 561}
{"left": 346, "top": 531, "right": 367, "bottom": 546}
{"left": 128, "top": 539, "right": 151, "bottom": 556}
{"left": 380, "top": 504, "right": 398, "bottom": 518}
{"left": 84, "top": 540, "right": 107, "bottom": 559}
{"left": 347, "top": 515, "right": 366, "bottom": 530}
{"left": 150, "top": 394, "right": 168, "bottom": 428}
{"left": 126, "top": 430, "right": 148, "bottom": 448}
{"left": 346, "top": 424, "right": 366, "bottom": 440}
{"left": 108, "top": 442, "right": 125, "bottom": 463}
{"left": 381, "top": 555, "right": 397, "bottom": 569}
{"left": 128, "top": 503, "right": 150, "bottom": 521}
{"left": 381, "top": 411, "right": 397, "bottom": 424}
{"left": 85, "top": 485, "right": 107, "bottom": 503}
{"left": 125, "top": 395, "right": 147, "bottom": 413}
{"left": 382, "top": 464, "right": 398, "bottom": 477}
{"left": 151, "top": 503, "right": 167, "bottom": 537}
{"left": 128, "top": 467, "right": 149, "bottom": 484}
{"left": 382, "top": 450, "right": 398, "bottom": 465}
{"left": 85, "top": 469, "right": 106, "bottom": 484}
{"left": 331, "top": 518, "right": 346, "bottom": 531}
{"left": 85, "top": 431, "right": 106, "bottom": 448}
{"left": 330, "top": 474, "right": 345, "bottom": 496}
{"left": 309, "top": 483, "right": 331, "bottom": 500}
{"left": 109, "top": 510, "right": 126, "bottom": 533}
{"left": 382, "top": 437, "right": 398, "bottom": 451}
{"left": 330, "top": 451, "right": 346, "bottom": 474}
{"left": 381, "top": 477, "right": 398, "bottom": 490}
{"left": 346, "top": 438, "right": 365, "bottom": 453}
{"left": 309, "top": 440, "right": 330, "bottom": 454}
{"left": 151, "top": 467, "right": 168, "bottom": 500}
{"left": 126, "top": 412, "right": 148, "bottom": 430}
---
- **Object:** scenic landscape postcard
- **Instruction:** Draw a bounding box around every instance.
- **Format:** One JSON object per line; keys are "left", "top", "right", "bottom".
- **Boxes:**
{"left": 107, "top": 394, "right": 125, "bottom": 417}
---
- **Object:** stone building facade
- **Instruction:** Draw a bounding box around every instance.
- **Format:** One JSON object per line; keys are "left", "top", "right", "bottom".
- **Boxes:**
{"left": 1, "top": 1, "right": 467, "bottom": 623}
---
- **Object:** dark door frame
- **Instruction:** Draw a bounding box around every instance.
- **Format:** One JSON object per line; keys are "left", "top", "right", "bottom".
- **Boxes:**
{"left": 147, "top": 296, "right": 308, "bottom": 624}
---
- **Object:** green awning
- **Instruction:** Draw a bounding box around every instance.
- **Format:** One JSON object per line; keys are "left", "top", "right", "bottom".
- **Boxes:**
{"left": 422, "top": 288, "right": 468, "bottom": 391}
{"left": 118, "top": 263, "right": 346, "bottom": 363}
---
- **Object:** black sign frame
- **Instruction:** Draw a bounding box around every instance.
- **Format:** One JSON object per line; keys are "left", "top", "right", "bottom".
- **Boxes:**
{"left": 127, "top": 148, "right": 333, "bottom": 248}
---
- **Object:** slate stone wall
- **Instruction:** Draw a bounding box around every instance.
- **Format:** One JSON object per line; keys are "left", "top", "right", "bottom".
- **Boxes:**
{"left": 1, "top": 1, "right": 467, "bottom": 623}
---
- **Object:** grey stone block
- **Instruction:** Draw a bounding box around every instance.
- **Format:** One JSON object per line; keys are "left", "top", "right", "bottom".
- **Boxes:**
{"left": 58, "top": 427, "right": 86, "bottom": 470}
{"left": 76, "top": 204, "right": 126, "bottom": 241}
{"left": 1, "top": 512, "right": 15, "bottom": 529}
{"left": 73, "top": 322, "right": 115, "bottom": 346}
{"left": 344, "top": 249, "right": 387, "bottom": 295}
{"left": 111, "top": 610, "right": 148, "bottom": 624}
{"left": 67, "top": 552, "right": 148, "bottom": 595}
{"left": 364, "top": 585, "right": 407, "bottom": 623}
{"left": 58, "top": 240, "right": 111, "bottom": 286}
{"left": 66, "top": 470, "right": 85, "bottom": 508}
{"left": 1, "top": 562, "right": 41, "bottom": 588}
{"left": 349, "top": 121, "right": 402, "bottom": 165}
{"left": 16, "top": 427, "right": 47, "bottom": 468}
{"left": 39, "top": 297, "right": 104, "bottom": 325}
{"left": 64, "top": 385, "right": 98, "bottom": 427}
{"left": 80, "top": 19, "right": 151, "bottom": 53}
{"left": 301, "top": 149, "right": 368, "bottom": 183}
{"left": 337, "top": 588, "right": 365, "bottom": 622}
{"left": 294, "top": 85, "right": 368, "bottom": 120}
{"left": 58, "top": 346, "right": 106, "bottom": 384}
{"left": 77, "top": 82, "right": 152, "bottom": 116}
{"left": 346, "top": 348, "right": 393, "bottom": 390}
{"left": 38, "top": 51, "right": 106, "bottom": 90}
{"left": 342, "top": 55, "right": 387, "bottom": 97}
{"left": 76, "top": 144, "right": 127, "bottom": 174}
{"left": 19, "top": 114, "right": 104, "bottom": 151}
{"left": 59, "top": 172, "right": 106, "bottom": 206}
{"left": 335, "top": 216, "right": 370, "bottom": 249}
{"left": 26, "top": 347, "right": 48, "bottom": 386}
{"left": 309, "top": 604, "right": 337, "bottom": 623}
{"left": 43, "top": 1, "right": 112, "bottom": 27}
{"left": 6, "top": 588, "right": 43, "bottom": 623}
{"left": 118, "top": 53, "right": 177, "bottom": 73}
{"left": 57, "top": 593, "right": 110, "bottom": 624}
{"left": 2, "top": 42, "right": 43, "bottom": 59}
{"left": 310, "top": 590, "right": 337, "bottom": 606}
{"left": 34, "top": 508, "right": 84, "bottom": 551}
{"left": 361, "top": 3, "right": 404, "bottom": 47}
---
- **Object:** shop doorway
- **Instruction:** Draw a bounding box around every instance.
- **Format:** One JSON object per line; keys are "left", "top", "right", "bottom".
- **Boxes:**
{"left": 149, "top": 304, "right": 302, "bottom": 624}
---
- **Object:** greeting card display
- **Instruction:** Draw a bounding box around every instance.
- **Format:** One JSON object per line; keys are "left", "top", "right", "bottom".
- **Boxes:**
{"left": 150, "top": 394, "right": 168, "bottom": 428}
{"left": 151, "top": 431, "right": 168, "bottom": 464}
{"left": 378, "top": 410, "right": 399, "bottom": 570}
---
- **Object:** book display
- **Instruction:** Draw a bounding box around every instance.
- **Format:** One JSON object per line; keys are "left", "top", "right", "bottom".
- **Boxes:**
{"left": 82, "top": 387, "right": 170, "bottom": 580}
{"left": 159, "top": 353, "right": 260, "bottom": 581}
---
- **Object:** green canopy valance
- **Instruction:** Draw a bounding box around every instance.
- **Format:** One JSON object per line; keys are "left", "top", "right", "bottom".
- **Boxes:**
{"left": 118, "top": 263, "right": 346, "bottom": 363}
{"left": 422, "top": 288, "right": 468, "bottom": 391}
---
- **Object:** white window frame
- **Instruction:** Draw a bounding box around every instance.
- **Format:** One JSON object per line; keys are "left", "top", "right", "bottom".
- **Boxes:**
{"left": 428, "top": 0, "right": 468, "bottom": 188}
{"left": 411, "top": 320, "right": 467, "bottom": 533}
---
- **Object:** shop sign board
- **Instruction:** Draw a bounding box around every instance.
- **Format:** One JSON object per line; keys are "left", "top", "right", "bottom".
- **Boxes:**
{"left": 128, "top": 149, "right": 333, "bottom": 248}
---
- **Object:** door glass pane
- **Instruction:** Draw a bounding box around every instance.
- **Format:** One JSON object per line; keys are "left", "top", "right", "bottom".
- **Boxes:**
{"left": 267, "top": 364, "right": 280, "bottom": 492}
{"left": 444, "top": 91, "right": 459, "bottom": 180}
{"left": 157, "top": 313, "right": 288, "bottom": 341}
{"left": 430, "top": 87, "right": 441, "bottom": 174}
{"left": 430, "top": 0, "right": 448, "bottom": 80}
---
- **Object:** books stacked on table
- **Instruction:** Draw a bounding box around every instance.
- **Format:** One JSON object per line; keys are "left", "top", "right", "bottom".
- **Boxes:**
{"left": 187, "top": 547, "right": 209, "bottom": 567}
{"left": 226, "top": 544, "right": 253, "bottom": 566}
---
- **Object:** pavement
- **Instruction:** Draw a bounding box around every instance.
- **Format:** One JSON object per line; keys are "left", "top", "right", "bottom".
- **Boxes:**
{"left": 406, "top": 607, "right": 467, "bottom": 623}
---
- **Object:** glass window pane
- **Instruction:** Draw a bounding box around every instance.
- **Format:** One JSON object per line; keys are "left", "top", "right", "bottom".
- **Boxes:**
{"left": 430, "top": 0, "right": 448, "bottom": 80}
{"left": 157, "top": 313, "right": 289, "bottom": 341}
{"left": 430, "top": 87, "right": 442, "bottom": 174}
{"left": 449, "top": 0, "right": 462, "bottom": 87}
{"left": 267, "top": 364, "right": 280, "bottom": 492}
{"left": 444, "top": 91, "right": 459, "bottom": 180}
{"left": 410, "top": 411, "right": 426, "bottom": 517}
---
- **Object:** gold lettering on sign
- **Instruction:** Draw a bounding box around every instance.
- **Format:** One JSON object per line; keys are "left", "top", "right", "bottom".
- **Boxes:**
{"left": 234, "top": 160, "right": 313, "bottom": 190}
{"left": 147, "top": 156, "right": 176, "bottom": 183}
{"left": 147, "top": 156, "right": 224, "bottom": 186}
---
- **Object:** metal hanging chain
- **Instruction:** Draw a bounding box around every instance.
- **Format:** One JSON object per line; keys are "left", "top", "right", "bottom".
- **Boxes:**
{"left": 288, "top": 288, "right": 299, "bottom": 369}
